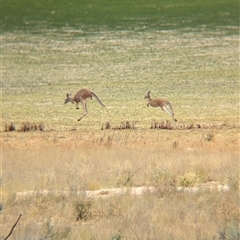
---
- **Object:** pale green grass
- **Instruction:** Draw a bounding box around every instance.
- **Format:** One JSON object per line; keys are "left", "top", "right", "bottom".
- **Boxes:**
{"left": 1, "top": 29, "right": 239, "bottom": 132}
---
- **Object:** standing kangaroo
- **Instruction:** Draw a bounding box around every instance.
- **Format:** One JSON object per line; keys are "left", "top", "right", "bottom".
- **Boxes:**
{"left": 144, "top": 91, "right": 178, "bottom": 122}
{"left": 64, "top": 88, "right": 106, "bottom": 121}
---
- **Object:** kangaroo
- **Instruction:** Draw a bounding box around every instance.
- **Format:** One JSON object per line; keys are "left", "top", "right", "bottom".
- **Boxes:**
{"left": 144, "top": 91, "right": 178, "bottom": 122}
{"left": 65, "top": 88, "right": 106, "bottom": 121}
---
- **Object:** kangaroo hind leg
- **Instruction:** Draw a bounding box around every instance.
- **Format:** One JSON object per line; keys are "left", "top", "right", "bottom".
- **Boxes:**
{"left": 78, "top": 100, "right": 88, "bottom": 121}
{"left": 163, "top": 103, "right": 178, "bottom": 122}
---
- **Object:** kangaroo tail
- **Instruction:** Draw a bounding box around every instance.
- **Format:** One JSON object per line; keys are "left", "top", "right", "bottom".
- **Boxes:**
{"left": 90, "top": 91, "right": 106, "bottom": 107}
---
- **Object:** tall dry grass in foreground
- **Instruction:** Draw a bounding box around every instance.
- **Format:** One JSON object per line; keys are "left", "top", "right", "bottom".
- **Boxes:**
{"left": 2, "top": 129, "right": 239, "bottom": 239}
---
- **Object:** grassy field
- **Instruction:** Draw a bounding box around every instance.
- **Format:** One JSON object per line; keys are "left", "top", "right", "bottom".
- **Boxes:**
{"left": 2, "top": 0, "right": 239, "bottom": 32}
{"left": 1, "top": 28, "right": 239, "bottom": 131}
{"left": 1, "top": 0, "right": 240, "bottom": 239}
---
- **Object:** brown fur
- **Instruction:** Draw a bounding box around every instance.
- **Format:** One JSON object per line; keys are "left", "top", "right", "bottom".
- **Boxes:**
{"left": 144, "top": 91, "right": 178, "bottom": 122}
{"left": 65, "top": 88, "right": 106, "bottom": 121}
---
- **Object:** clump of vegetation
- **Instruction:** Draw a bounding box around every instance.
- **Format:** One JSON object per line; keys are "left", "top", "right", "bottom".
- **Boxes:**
{"left": 150, "top": 169, "right": 176, "bottom": 195}
{"left": 178, "top": 171, "right": 206, "bottom": 187}
{"left": 150, "top": 121, "right": 225, "bottom": 130}
{"left": 19, "top": 122, "right": 45, "bottom": 132}
{"left": 203, "top": 132, "right": 214, "bottom": 142}
{"left": 101, "top": 121, "right": 111, "bottom": 130}
{"left": 150, "top": 122, "right": 240, "bottom": 131}
{"left": 214, "top": 200, "right": 240, "bottom": 240}
{"left": 115, "top": 171, "right": 133, "bottom": 187}
{"left": 101, "top": 121, "right": 137, "bottom": 130}
{"left": 42, "top": 217, "right": 71, "bottom": 240}
{"left": 150, "top": 120, "right": 173, "bottom": 130}
{"left": 172, "top": 140, "right": 179, "bottom": 148}
{"left": 112, "top": 231, "right": 124, "bottom": 240}
{"left": 227, "top": 176, "right": 239, "bottom": 191}
{"left": 4, "top": 122, "right": 16, "bottom": 131}
{"left": 115, "top": 168, "right": 142, "bottom": 187}
{"left": 4, "top": 122, "right": 44, "bottom": 132}
{"left": 87, "top": 182, "right": 102, "bottom": 191}
{"left": 74, "top": 199, "right": 93, "bottom": 221}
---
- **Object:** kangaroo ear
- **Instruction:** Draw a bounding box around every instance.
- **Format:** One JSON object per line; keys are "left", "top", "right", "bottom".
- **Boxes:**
{"left": 147, "top": 91, "right": 151, "bottom": 94}
{"left": 66, "top": 93, "right": 69, "bottom": 97}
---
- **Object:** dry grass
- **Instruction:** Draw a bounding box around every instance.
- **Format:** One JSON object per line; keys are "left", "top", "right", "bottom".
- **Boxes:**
{"left": 1, "top": 128, "right": 239, "bottom": 239}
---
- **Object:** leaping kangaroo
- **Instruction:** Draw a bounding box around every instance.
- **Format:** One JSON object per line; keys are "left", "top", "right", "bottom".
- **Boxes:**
{"left": 144, "top": 91, "right": 178, "bottom": 122}
{"left": 65, "top": 88, "right": 106, "bottom": 121}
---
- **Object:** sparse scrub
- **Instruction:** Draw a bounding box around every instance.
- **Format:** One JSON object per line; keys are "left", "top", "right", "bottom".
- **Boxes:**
{"left": 178, "top": 171, "right": 206, "bottom": 187}
{"left": 4, "top": 122, "right": 16, "bottom": 132}
{"left": 214, "top": 199, "right": 240, "bottom": 240}
{"left": 114, "top": 168, "right": 143, "bottom": 187}
{"left": 74, "top": 199, "right": 93, "bottom": 221}
{"left": 100, "top": 130, "right": 116, "bottom": 148}
{"left": 150, "top": 168, "right": 176, "bottom": 196}
{"left": 111, "top": 232, "right": 123, "bottom": 240}
{"left": 101, "top": 121, "right": 111, "bottom": 130}
{"left": 172, "top": 140, "right": 179, "bottom": 148}
{"left": 203, "top": 132, "right": 214, "bottom": 142}
{"left": 227, "top": 176, "right": 239, "bottom": 192}
{"left": 4, "top": 122, "right": 44, "bottom": 132}
{"left": 150, "top": 120, "right": 173, "bottom": 130}
{"left": 41, "top": 217, "right": 71, "bottom": 240}
{"left": 115, "top": 171, "right": 133, "bottom": 187}
{"left": 18, "top": 122, "right": 45, "bottom": 132}
{"left": 101, "top": 121, "right": 138, "bottom": 130}
{"left": 87, "top": 182, "right": 102, "bottom": 191}
{"left": 2, "top": 137, "right": 239, "bottom": 239}
{"left": 149, "top": 122, "right": 240, "bottom": 131}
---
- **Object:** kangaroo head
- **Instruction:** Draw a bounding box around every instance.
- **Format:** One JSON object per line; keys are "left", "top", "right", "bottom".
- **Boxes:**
{"left": 64, "top": 93, "right": 73, "bottom": 104}
{"left": 144, "top": 91, "right": 151, "bottom": 99}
